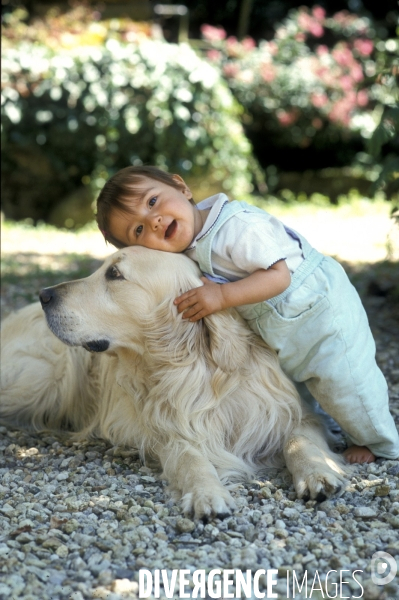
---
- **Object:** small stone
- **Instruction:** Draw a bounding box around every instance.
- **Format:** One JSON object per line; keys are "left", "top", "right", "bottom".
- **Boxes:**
{"left": 70, "top": 593, "right": 85, "bottom": 600}
{"left": 275, "top": 519, "right": 286, "bottom": 529}
{"left": 176, "top": 517, "right": 195, "bottom": 533}
{"left": 327, "top": 510, "right": 341, "bottom": 520}
{"left": 112, "top": 579, "right": 139, "bottom": 594}
{"left": 275, "top": 528, "right": 288, "bottom": 539}
{"left": 282, "top": 508, "right": 299, "bottom": 519}
{"left": 0, "top": 503, "right": 14, "bottom": 515}
{"left": 386, "top": 515, "right": 399, "bottom": 529}
{"left": 42, "top": 537, "right": 62, "bottom": 549}
{"left": 361, "top": 579, "right": 382, "bottom": 600}
{"left": 374, "top": 484, "right": 390, "bottom": 496}
{"left": 97, "top": 570, "right": 113, "bottom": 585}
{"left": 63, "top": 519, "right": 79, "bottom": 533}
{"left": 56, "top": 544, "right": 69, "bottom": 558}
{"left": 277, "top": 566, "right": 292, "bottom": 576}
{"left": 354, "top": 507, "right": 377, "bottom": 519}
{"left": 260, "top": 487, "right": 272, "bottom": 499}
{"left": 329, "top": 555, "right": 343, "bottom": 568}
{"left": 302, "top": 552, "right": 315, "bottom": 564}
{"left": 0, "top": 584, "right": 11, "bottom": 596}
{"left": 15, "top": 532, "right": 33, "bottom": 543}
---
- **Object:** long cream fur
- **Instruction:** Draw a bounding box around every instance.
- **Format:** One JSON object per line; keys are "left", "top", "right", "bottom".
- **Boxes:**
{"left": 0, "top": 247, "right": 347, "bottom": 517}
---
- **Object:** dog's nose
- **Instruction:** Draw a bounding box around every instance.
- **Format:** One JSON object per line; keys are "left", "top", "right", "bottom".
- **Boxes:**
{"left": 39, "top": 287, "right": 54, "bottom": 306}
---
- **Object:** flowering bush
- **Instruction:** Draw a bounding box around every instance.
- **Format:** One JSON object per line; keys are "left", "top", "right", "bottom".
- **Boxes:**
{"left": 1, "top": 9, "right": 256, "bottom": 225}
{"left": 200, "top": 6, "right": 381, "bottom": 155}
{"left": 1, "top": 6, "right": 156, "bottom": 50}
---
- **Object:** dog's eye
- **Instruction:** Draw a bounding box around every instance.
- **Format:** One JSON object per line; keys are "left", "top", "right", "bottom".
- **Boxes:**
{"left": 106, "top": 265, "right": 124, "bottom": 281}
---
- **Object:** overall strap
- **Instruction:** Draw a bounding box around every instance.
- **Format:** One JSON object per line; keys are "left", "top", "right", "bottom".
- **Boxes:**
{"left": 195, "top": 201, "right": 249, "bottom": 276}
{"left": 195, "top": 199, "right": 317, "bottom": 290}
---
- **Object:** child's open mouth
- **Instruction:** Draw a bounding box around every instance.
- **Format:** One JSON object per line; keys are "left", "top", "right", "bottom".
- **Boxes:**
{"left": 165, "top": 220, "right": 177, "bottom": 239}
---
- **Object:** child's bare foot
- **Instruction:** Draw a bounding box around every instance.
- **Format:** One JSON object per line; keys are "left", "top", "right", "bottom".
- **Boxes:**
{"left": 343, "top": 445, "right": 376, "bottom": 464}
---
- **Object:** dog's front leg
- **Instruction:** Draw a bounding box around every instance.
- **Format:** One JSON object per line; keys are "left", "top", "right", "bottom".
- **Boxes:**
{"left": 283, "top": 413, "right": 348, "bottom": 502}
{"left": 160, "top": 441, "right": 236, "bottom": 519}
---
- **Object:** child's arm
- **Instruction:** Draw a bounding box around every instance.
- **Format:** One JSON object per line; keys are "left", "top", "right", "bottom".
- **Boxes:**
{"left": 174, "top": 260, "right": 291, "bottom": 321}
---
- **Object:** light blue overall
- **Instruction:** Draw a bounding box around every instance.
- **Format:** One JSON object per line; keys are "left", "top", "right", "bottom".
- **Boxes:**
{"left": 194, "top": 200, "right": 399, "bottom": 458}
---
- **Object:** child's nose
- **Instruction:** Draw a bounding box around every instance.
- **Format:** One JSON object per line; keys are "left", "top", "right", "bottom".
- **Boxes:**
{"left": 149, "top": 214, "right": 162, "bottom": 230}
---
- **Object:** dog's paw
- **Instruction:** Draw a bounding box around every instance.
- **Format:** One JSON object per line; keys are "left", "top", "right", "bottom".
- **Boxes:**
{"left": 181, "top": 486, "right": 236, "bottom": 519}
{"left": 294, "top": 469, "right": 347, "bottom": 502}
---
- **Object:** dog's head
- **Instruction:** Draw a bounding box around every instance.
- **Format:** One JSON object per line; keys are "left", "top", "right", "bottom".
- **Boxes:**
{"left": 39, "top": 247, "right": 204, "bottom": 353}
{"left": 40, "top": 246, "right": 252, "bottom": 374}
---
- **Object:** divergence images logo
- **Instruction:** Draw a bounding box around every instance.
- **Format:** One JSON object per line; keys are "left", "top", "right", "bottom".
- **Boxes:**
{"left": 371, "top": 551, "right": 397, "bottom": 586}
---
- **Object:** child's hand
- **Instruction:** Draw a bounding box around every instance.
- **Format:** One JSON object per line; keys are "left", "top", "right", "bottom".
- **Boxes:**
{"left": 174, "top": 278, "right": 225, "bottom": 321}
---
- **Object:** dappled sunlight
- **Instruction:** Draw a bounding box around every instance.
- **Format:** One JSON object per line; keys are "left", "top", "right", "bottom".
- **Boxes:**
{"left": 269, "top": 198, "right": 397, "bottom": 263}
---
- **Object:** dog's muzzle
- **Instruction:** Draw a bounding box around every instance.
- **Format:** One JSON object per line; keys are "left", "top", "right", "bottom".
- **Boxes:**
{"left": 39, "top": 287, "right": 110, "bottom": 353}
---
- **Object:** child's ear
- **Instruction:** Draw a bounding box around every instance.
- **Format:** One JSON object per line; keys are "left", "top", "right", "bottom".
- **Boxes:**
{"left": 172, "top": 174, "right": 192, "bottom": 199}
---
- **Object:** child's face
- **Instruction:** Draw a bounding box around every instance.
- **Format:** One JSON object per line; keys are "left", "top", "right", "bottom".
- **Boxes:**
{"left": 108, "top": 176, "right": 202, "bottom": 252}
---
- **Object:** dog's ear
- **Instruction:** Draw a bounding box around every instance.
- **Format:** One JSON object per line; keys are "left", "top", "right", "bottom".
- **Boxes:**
{"left": 143, "top": 298, "right": 208, "bottom": 367}
{"left": 203, "top": 310, "right": 250, "bottom": 374}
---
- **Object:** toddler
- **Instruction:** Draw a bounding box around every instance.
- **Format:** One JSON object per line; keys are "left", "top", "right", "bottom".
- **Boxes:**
{"left": 96, "top": 165, "right": 399, "bottom": 464}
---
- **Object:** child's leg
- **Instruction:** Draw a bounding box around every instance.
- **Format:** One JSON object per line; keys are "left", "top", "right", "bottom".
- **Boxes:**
{"left": 299, "top": 258, "right": 399, "bottom": 460}
{"left": 296, "top": 383, "right": 376, "bottom": 463}
{"left": 252, "top": 256, "right": 399, "bottom": 460}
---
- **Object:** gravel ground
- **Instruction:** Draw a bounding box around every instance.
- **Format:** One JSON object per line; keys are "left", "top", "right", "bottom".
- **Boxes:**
{"left": 1, "top": 218, "right": 399, "bottom": 600}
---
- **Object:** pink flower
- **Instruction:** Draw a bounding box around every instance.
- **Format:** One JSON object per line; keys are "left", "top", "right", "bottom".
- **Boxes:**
{"left": 310, "top": 93, "right": 328, "bottom": 108}
{"left": 332, "top": 44, "right": 353, "bottom": 67}
{"left": 350, "top": 63, "right": 364, "bottom": 82}
{"left": 328, "top": 96, "right": 357, "bottom": 126}
{"left": 207, "top": 49, "right": 222, "bottom": 62}
{"left": 223, "top": 63, "right": 240, "bottom": 78}
{"left": 201, "top": 24, "right": 226, "bottom": 42}
{"left": 353, "top": 38, "right": 374, "bottom": 56}
{"left": 312, "top": 6, "right": 326, "bottom": 21}
{"left": 356, "top": 89, "right": 368, "bottom": 106}
{"left": 241, "top": 36, "right": 256, "bottom": 51}
{"left": 314, "top": 66, "right": 336, "bottom": 87}
{"left": 295, "top": 33, "right": 306, "bottom": 42}
{"left": 329, "top": 102, "right": 350, "bottom": 126}
{"left": 312, "top": 117, "right": 324, "bottom": 129}
{"left": 298, "top": 11, "right": 324, "bottom": 37}
{"left": 226, "top": 36, "right": 241, "bottom": 57}
{"left": 309, "top": 22, "right": 324, "bottom": 37}
{"left": 298, "top": 12, "right": 311, "bottom": 31}
{"left": 333, "top": 11, "right": 355, "bottom": 26}
{"left": 260, "top": 62, "right": 276, "bottom": 83}
{"left": 267, "top": 41, "right": 279, "bottom": 56}
{"left": 226, "top": 36, "right": 238, "bottom": 46}
{"left": 317, "top": 45, "right": 329, "bottom": 56}
{"left": 277, "top": 109, "right": 299, "bottom": 126}
{"left": 339, "top": 75, "right": 353, "bottom": 91}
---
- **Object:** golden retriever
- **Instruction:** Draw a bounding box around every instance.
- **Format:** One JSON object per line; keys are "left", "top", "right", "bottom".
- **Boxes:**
{"left": 0, "top": 247, "right": 347, "bottom": 517}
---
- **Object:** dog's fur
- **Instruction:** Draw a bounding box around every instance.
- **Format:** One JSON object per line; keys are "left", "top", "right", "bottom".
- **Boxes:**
{"left": 0, "top": 247, "right": 347, "bottom": 517}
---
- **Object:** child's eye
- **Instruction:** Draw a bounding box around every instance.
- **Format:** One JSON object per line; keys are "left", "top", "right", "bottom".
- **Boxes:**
{"left": 149, "top": 196, "right": 157, "bottom": 207}
{"left": 136, "top": 225, "right": 143, "bottom": 236}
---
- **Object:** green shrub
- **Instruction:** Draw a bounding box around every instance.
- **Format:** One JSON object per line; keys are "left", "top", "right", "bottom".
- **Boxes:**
{"left": 1, "top": 10, "right": 256, "bottom": 226}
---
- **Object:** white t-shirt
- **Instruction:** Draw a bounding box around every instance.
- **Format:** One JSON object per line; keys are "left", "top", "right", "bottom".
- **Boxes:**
{"left": 185, "top": 194, "right": 304, "bottom": 281}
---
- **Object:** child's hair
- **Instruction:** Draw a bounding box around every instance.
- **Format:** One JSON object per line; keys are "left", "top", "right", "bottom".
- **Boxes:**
{"left": 96, "top": 165, "right": 188, "bottom": 249}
